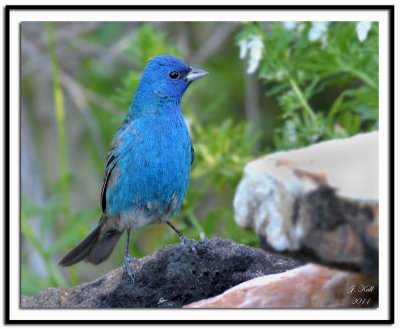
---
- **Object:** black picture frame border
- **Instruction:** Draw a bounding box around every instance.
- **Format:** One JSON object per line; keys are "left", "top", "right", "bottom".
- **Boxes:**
{"left": 4, "top": 4, "right": 394, "bottom": 325}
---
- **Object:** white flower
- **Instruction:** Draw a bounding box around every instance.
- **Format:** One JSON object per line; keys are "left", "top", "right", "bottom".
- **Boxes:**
{"left": 283, "top": 21, "right": 299, "bottom": 31}
{"left": 238, "top": 39, "right": 248, "bottom": 59}
{"left": 356, "top": 21, "right": 372, "bottom": 42}
{"left": 238, "top": 34, "right": 264, "bottom": 74}
{"left": 247, "top": 59, "right": 259, "bottom": 74}
{"left": 308, "top": 22, "right": 329, "bottom": 42}
{"left": 247, "top": 35, "right": 264, "bottom": 74}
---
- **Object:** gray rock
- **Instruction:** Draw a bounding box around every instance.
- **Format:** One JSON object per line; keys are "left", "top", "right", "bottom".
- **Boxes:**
{"left": 21, "top": 237, "right": 302, "bottom": 308}
{"left": 234, "top": 132, "right": 378, "bottom": 276}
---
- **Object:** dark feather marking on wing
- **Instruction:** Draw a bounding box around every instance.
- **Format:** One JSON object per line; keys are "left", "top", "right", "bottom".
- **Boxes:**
{"left": 191, "top": 142, "right": 195, "bottom": 165}
{"left": 100, "top": 152, "right": 118, "bottom": 213}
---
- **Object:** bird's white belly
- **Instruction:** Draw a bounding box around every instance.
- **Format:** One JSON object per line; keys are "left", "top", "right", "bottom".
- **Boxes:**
{"left": 119, "top": 207, "right": 161, "bottom": 229}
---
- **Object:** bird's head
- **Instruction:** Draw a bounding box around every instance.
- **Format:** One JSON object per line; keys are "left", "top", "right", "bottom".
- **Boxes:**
{"left": 138, "top": 55, "right": 208, "bottom": 102}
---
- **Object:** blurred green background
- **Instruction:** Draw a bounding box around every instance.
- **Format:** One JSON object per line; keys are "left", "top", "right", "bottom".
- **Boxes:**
{"left": 21, "top": 21, "right": 378, "bottom": 295}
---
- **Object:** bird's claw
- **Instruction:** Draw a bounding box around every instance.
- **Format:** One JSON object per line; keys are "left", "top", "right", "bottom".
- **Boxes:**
{"left": 179, "top": 235, "right": 197, "bottom": 253}
{"left": 123, "top": 254, "right": 136, "bottom": 282}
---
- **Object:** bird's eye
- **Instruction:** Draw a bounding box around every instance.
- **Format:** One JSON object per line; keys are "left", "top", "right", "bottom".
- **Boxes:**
{"left": 169, "top": 71, "right": 180, "bottom": 80}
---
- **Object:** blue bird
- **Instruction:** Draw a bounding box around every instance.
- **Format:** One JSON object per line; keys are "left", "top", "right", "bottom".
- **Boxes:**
{"left": 59, "top": 55, "right": 208, "bottom": 276}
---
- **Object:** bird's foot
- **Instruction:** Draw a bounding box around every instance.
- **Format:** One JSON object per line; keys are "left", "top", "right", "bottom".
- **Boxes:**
{"left": 165, "top": 220, "right": 197, "bottom": 252}
{"left": 123, "top": 254, "right": 136, "bottom": 283}
{"left": 179, "top": 234, "right": 197, "bottom": 253}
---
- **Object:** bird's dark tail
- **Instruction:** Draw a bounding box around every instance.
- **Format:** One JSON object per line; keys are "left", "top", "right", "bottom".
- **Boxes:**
{"left": 59, "top": 224, "right": 122, "bottom": 266}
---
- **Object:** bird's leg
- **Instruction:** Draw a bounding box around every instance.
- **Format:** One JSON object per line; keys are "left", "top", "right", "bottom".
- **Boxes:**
{"left": 166, "top": 220, "right": 196, "bottom": 252}
{"left": 123, "top": 229, "right": 135, "bottom": 282}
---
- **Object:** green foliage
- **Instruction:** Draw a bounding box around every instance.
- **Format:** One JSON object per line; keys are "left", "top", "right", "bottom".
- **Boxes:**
{"left": 45, "top": 23, "right": 71, "bottom": 216}
{"left": 21, "top": 208, "right": 67, "bottom": 295}
{"left": 237, "top": 21, "right": 378, "bottom": 150}
{"left": 177, "top": 117, "right": 259, "bottom": 244}
{"left": 127, "top": 24, "right": 180, "bottom": 66}
{"left": 21, "top": 23, "right": 78, "bottom": 295}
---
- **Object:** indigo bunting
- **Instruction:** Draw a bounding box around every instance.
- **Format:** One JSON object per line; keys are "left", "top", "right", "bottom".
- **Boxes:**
{"left": 59, "top": 55, "right": 208, "bottom": 276}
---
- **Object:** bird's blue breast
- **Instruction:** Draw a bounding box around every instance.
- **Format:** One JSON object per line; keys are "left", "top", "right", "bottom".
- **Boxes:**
{"left": 105, "top": 108, "right": 192, "bottom": 223}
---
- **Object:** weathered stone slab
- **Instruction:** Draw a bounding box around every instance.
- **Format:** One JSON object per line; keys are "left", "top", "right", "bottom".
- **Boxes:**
{"left": 234, "top": 132, "right": 378, "bottom": 275}
{"left": 185, "top": 264, "right": 378, "bottom": 308}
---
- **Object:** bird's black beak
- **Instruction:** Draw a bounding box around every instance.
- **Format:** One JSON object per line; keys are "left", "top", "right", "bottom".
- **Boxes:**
{"left": 186, "top": 67, "right": 209, "bottom": 82}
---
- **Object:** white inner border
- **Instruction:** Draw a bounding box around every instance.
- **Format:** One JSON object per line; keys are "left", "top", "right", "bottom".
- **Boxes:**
{"left": 8, "top": 8, "right": 390, "bottom": 322}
